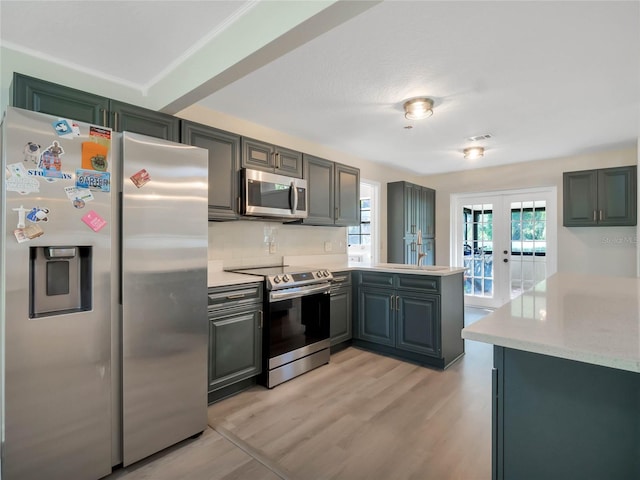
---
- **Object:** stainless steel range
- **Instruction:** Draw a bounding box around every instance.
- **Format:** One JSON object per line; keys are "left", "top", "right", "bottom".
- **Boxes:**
{"left": 229, "top": 265, "right": 333, "bottom": 388}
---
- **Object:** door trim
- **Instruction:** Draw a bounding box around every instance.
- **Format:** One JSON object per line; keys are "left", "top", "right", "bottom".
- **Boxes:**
{"left": 450, "top": 186, "right": 557, "bottom": 308}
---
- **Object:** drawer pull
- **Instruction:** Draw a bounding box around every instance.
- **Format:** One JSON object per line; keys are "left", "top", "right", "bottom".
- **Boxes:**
{"left": 226, "top": 293, "right": 246, "bottom": 299}
{"left": 333, "top": 276, "right": 348, "bottom": 283}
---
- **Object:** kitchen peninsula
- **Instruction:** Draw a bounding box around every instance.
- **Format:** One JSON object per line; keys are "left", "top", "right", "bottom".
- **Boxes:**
{"left": 462, "top": 272, "right": 640, "bottom": 480}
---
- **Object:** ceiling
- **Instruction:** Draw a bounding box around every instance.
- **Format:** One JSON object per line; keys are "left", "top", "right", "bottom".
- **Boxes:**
{"left": 1, "top": 1, "right": 639, "bottom": 175}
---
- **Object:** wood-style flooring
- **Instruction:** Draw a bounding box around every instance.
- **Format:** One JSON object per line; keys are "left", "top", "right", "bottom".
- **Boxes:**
{"left": 105, "top": 308, "right": 493, "bottom": 480}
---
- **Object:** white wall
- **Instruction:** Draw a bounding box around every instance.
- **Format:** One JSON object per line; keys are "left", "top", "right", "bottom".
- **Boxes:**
{"left": 420, "top": 146, "right": 639, "bottom": 277}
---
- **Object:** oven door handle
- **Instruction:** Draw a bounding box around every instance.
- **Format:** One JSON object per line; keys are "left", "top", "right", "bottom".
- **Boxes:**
{"left": 269, "top": 283, "right": 331, "bottom": 302}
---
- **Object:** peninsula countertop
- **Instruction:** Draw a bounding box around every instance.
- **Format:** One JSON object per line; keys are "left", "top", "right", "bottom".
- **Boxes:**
{"left": 462, "top": 272, "right": 640, "bottom": 373}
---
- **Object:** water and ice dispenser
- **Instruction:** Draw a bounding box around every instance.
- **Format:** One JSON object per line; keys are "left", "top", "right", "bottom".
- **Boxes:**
{"left": 29, "top": 246, "right": 92, "bottom": 318}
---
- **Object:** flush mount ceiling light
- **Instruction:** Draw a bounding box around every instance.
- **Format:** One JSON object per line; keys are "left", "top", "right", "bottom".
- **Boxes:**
{"left": 463, "top": 146, "right": 484, "bottom": 159}
{"left": 403, "top": 97, "right": 434, "bottom": 120}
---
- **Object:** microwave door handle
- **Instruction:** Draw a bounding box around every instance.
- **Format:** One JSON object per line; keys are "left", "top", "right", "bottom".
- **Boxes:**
{"left": 290, "top": 181, "right": 298, "bottom": 214}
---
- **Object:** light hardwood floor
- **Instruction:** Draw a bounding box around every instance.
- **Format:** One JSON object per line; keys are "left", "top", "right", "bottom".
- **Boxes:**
{"left": 106, "top": 310, "right": 493, "bottom": 480}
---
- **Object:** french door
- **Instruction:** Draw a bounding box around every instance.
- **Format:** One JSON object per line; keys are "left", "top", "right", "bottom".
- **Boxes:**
{"left": 452, "top": 188, "right": 557, "bottom": 308}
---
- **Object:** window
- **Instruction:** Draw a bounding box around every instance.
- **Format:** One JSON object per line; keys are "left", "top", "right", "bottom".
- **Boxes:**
{"left": 347, "top": 198, "right": 370, "bottom": 245}
{"left": 511, "top": 201, "right": 546, "bottom": 256}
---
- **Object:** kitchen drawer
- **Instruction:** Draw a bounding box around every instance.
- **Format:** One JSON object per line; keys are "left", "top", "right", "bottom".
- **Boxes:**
{"left": 208, "top": 282, "right": 263, "bottom": 311}
{"left": 359, "top": 271, "right": 394, "bottom": 287}
{"left": 397, "top": 274, "right": 440, "bottom": 293}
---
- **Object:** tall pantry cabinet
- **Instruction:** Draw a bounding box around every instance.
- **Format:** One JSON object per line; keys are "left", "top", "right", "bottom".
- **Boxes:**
{"left": 387, "top": 181, "right": 436, "bottom": 265}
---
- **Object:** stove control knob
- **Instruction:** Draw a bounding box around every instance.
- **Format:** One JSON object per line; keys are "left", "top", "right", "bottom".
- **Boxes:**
{"left": 315, "top": 271, "right": 322, "bottom": 278}
{"left": 322, "top": 270, "right": 330, "bottom": 277}
{"left": 282, "top": 274, "right": 290, "bottom": 282}
{"left": 273, "top": 276, "right": 281, "bottom": 284}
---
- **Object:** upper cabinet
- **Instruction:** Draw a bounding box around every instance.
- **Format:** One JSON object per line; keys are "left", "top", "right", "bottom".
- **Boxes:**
{"left": 182, "top": 121, "right": 240, "bottom": 221}
{"left": 563, "top": 166, "right": 637, "bottom": 226}
{"left": 11, "top": 73, "right": 180, "bottom": 142}
{"left": 335, "top": 163, "right": 360, "bottom": 226}
{"left": 302, "top": 155, "right": 360, "bottom": 226}
{"left": 241, "top": 137, "right": 303, "bottom": 178}
{"left": 387, "top": 181, "right": 436, "bottom": 264}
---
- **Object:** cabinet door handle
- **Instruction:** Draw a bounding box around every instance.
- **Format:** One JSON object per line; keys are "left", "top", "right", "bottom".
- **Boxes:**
{"left": 259, "top": 310, "right": 263, "bottom": 329}
{"left": 390, "top": 295, "right": 395, "bottom": 312}
{"left": 599, "top": 210, "right": 603, "bottom": 221}
{"left": 100, "top": 108, "right": 107, "bottom": 126}
{"left": 411, "top": 242, "right": 416, "bottom": 252}
{"left": 593, "top": 210, "right": 597, "bottom": 222}
{"left": 335, "top": 206, "right": 339, "bottom": 220}
{"left": 113, "top": 111, "right": 119, "bottom": 131}
{"left": 396, "top": 295, "right": 400, "bottom": 311}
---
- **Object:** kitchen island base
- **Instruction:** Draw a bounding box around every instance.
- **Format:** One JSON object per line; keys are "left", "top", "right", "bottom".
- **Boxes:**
{"left": 493, "top": 346, "right": 639, "bottom": 480}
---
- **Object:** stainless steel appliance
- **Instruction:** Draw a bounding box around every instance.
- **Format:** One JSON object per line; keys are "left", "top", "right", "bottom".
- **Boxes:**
{"left": 241, "top": 168, "right": 308, "bottom": 219}
{"left": 1, "top": 107, "right": 208, "bottom": 479}
{"left": 229, "top": 265, "right": 332, "bottom": 388}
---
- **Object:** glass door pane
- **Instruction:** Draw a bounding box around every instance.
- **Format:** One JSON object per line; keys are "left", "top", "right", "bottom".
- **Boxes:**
{"left": 462, "top": 203, "right": 494, "bottom": 300}
{"left": 509, "top": 199, "right": 548, "bottom": 299}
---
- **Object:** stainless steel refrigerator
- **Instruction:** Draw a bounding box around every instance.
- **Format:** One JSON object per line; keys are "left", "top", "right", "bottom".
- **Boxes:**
{"left": 1, "top": 107, "right": 208, "bottom": 479}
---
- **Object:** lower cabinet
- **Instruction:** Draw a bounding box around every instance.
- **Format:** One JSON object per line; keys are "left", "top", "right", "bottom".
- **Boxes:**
{"left": 354, "top": 271, "right": 463, "bottom": 369}
{"left": 329, "top": 271, "right": 352, "bottom": 349}
{"left": 492, "top": 346, "right": 640, "bottom": 480}
{"left": 207, "top": 283, "right": 263, "bottom": 403}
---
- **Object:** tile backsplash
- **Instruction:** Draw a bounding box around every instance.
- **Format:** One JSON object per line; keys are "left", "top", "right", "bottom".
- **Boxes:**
{"left": 208, "top": 220, "right": 347, "bottom": 267}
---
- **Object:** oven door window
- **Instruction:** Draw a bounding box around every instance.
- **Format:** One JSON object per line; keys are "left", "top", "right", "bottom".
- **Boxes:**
{"left": 268, "top": 292, "right": 329, "bottom": 358}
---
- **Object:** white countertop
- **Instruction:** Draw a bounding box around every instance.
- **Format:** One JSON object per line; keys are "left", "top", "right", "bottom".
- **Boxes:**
{"left": 462, "top": 272, "right": 640, "bottom": 373}
{"left": 207, "top": 260, "right": 263, "bottom": 288}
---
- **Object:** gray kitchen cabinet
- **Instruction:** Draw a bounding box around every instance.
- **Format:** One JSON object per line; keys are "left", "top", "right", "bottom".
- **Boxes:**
{"left": 207, "top": 283, "right": 263, "bottom": 403}
{"left": 302, "top": 155, "right": 361, "bottom": 226}
{"left": 353, "top": 270, "right": 463, "bottom": 369}
{"left": 388, "top": 181, "right": 436, "bottom": 264}
{"left": 241, "top": 137, "right": 303, "bottom": 178}
{"left": 182, "top": 121, "right": 240, "bottom": 221}
{"left": 302, "top": 155, "right": 335, "bottom": 225}
{"left": 329, "top": 271, "right": 352, "bottom": 350}
{"left": 335, "top": 163, "right": 361, "bottom": 226}
{"left": 563, "top": 166, "right": 637, "bottom": 226}
{"left": 492, "top": 346, "right": 639, "bottom": 480}
{"left": 11, "top": 73, "right": 180, "bottom": 141}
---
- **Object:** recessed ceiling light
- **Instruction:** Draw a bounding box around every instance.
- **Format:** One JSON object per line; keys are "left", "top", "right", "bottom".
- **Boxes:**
{"left": 403, "top": 97, "right": 434, "bottom": 120}
{"left": 464, "top": 146, "right": 485, "bottom": 159}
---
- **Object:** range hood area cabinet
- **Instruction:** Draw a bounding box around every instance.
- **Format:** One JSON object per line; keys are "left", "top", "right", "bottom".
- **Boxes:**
{"left": 387, "top": 181, "right": 436, "bottom": 265}
{"left": 182, "top": 121, "right": 241, "bottom": 221}
{"left": 11, "top": 73, "right": 180, "bottom": 141}
{"left": 241, "top": 137, "right": 303, "bottom": 178}
{"left": 301, "top": 154, "right": 361, "bottom": 226}
{"left": 563, "top": 165, "right": 637, "bottom": 226}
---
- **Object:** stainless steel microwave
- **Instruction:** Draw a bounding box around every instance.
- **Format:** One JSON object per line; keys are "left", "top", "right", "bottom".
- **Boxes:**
{"left": 241, "top": 168, "right": 308, "bottom": 219}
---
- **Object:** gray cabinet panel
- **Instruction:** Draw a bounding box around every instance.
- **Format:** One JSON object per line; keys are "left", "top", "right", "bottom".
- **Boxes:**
{"left": 396, "top": 293, "right": 439, "bottom": 356}
{"left": 355, "top": 271, "right": 463, "bottom": 369}
{"left": 11, "top": 73, "right": 180, "bottom": 141}
{"left": 335, "top": 163, "right": 360, "bottom": 226}
{"left": 182, "top": 121, "right": 240, "bottom": 220}
{"left": 209, "top": 307, "right": 261, "bottom": 390}
{"left": 12, "top": 73, "right": 109, "bottom": 125}
{"left": 388, "top": 181, "right": 436, "bottom": 264}
{"left": 110, "top": 100, "right": 180, "bottom": 141}
{"left": 303, "top": 155, "right": 360, "bottom": 226}
{"left": 303, "top": 155, "right": 335, "bottom": 225}
{"left": 207, "top": 283, "right": 262, "bottom": 400}
{"left": 563, "top": 166, "right": 636, "bottom": 226}
{"left": 241, "top": 137, "right": 302, "bottom": 178}
{"left": 330, "top": 271, "right": 352, "bottom": 346}
{"left": 493, "top": 346, "right": 640, "bottom": 480}
{"left": 358, "top": 286, "right": 394, "bottom": 346}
